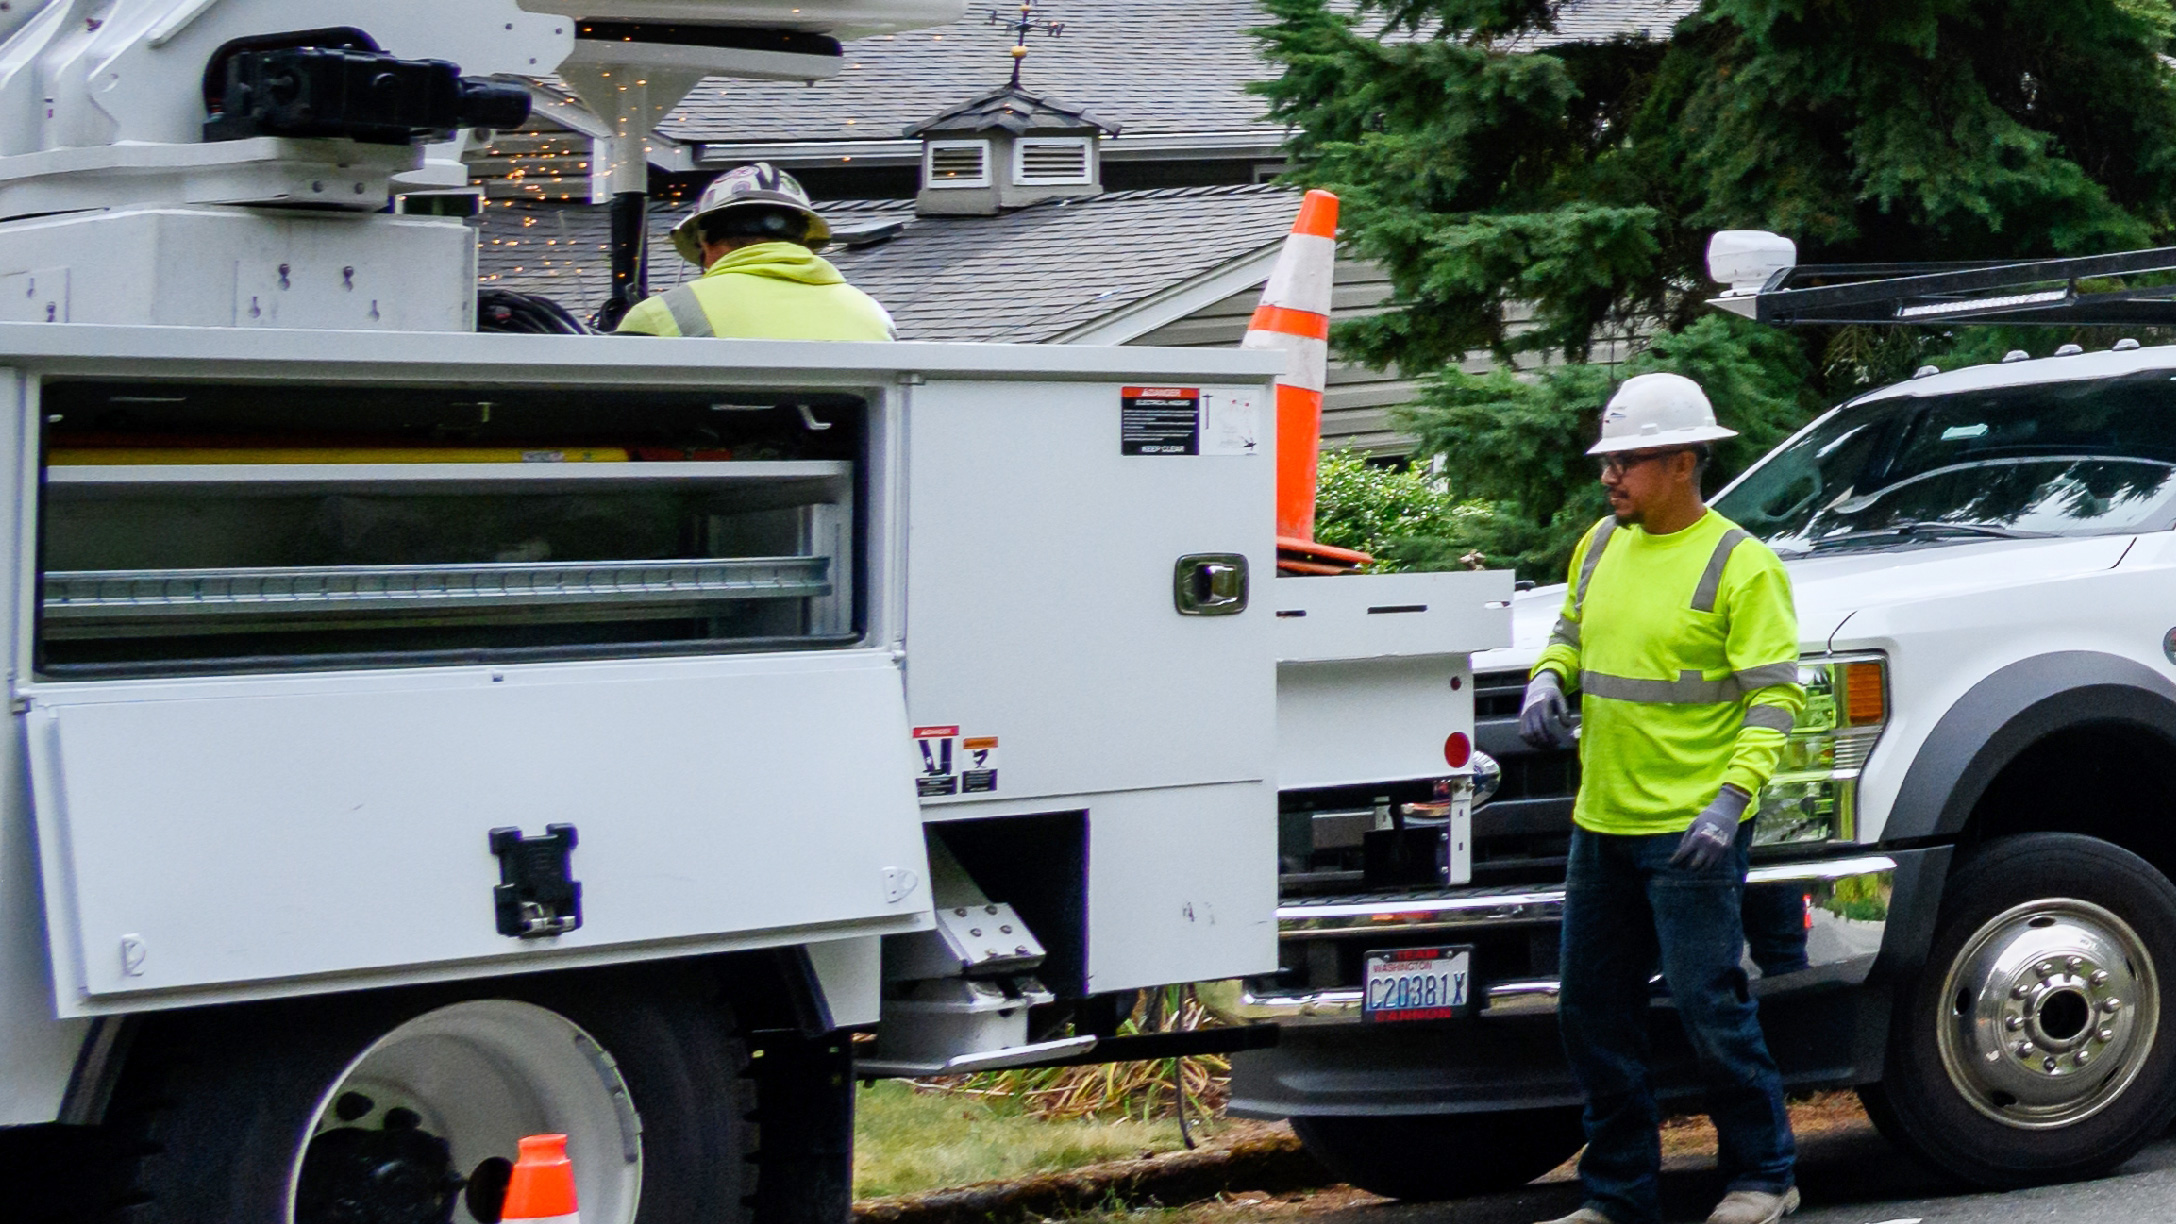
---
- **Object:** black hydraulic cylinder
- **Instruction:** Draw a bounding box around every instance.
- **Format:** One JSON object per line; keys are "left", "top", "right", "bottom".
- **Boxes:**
{"left": 594, "top": 191, "right": 649, "bottom": 332}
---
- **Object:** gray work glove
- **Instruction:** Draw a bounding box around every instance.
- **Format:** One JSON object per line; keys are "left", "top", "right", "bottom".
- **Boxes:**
{"left": 1518, "top": 671, "right": 1577, "bottom": 750}
{"left": 1670, "top": 785, "right": 1752, "bottom": 870}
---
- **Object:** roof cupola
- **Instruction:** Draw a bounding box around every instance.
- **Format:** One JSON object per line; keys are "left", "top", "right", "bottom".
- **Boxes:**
{"left": 906, "top": 4, "right": 1115, "bottom": 216}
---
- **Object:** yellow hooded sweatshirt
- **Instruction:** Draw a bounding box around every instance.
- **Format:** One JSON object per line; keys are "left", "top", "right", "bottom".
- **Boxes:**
{"left": 617, "top": 241, "right": 895, "bottom": 341}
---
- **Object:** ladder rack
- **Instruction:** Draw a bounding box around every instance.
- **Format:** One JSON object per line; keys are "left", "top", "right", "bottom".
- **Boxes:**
{"left": 1709, "top": 245, "right": 2176, "bottom": 328}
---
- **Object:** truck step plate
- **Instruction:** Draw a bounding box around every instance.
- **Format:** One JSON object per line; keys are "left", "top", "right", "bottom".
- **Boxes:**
{"left": 1362, "top": 945, "right": 1472, "bottom": 1022}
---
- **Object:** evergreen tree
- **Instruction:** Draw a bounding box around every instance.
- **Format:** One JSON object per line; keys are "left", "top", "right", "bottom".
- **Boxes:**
{"left": 1256, "top": 0, "right": 2176, "bottom": 578}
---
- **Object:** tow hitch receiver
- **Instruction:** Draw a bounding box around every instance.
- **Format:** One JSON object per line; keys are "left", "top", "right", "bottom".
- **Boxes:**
{"left": 490, "top": 825, "right": 583, "bottom": 938}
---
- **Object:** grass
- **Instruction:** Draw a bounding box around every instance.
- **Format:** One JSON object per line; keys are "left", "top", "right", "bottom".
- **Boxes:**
{"left": 853, "top": 1079, "right": 1224, "bottom": 1200}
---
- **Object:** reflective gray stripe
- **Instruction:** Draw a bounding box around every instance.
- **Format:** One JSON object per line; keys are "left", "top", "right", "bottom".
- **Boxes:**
{"left": 1580, "top": 669, "right": 1739, "bottom": 704}
{"left": 1550, "top": 616, "right": 1580, "bottom": 648}
{"left": 1572, "top": 518, "right": 1616, "bottom": 615}
{"left": 1582, "top": 664, "right": 1803, "bottom": 705}
{"left": 661, "top": 285, "right": 714, "bottom": 338}
{"left": 1691, "top": 529, "right": 1750, "bottom": 613}
{"left": 1743, "top": 704, "right": 1797, "bottom": 733}
{"left": 1735, "top": 662, "right": 1801, "bottom": 690}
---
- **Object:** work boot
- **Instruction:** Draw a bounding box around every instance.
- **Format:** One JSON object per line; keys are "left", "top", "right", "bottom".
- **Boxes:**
{"left": 1704, "top": 1186, "right": 1799, "bottom": 1224}
{"left": 1532, "top": 1209, "right": 1616, "bottom": 1224}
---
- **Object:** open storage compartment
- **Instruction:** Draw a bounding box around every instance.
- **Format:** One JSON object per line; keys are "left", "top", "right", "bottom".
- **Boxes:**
{"left": 36, "top": 379, "right": 865, "bottom": 676}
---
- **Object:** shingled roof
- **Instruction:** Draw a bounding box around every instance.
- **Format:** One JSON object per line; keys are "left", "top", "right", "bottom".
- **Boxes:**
{"left": 906, "top": 83, "right": 1117, "bottom": 137}
{"left": 474, "top": 184, "right": 1300, "bottom": 343}
{"left": 662, "top": 0, "right": 1270, "bottom": 145}
{"left": 657, "top": 0, "right": 1697, "bottom": 149}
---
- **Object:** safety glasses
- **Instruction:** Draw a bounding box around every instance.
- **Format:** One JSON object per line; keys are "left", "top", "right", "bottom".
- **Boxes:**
{"left": 1597, "top": 448, "right": 1688, "bottom": 477}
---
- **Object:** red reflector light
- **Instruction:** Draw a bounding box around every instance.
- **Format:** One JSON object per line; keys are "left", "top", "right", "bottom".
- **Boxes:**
{"left": 1443, "top": 731, "right": 1471, "bottom": 768}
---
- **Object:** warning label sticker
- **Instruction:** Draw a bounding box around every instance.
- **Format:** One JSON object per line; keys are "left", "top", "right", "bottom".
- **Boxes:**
{"left": 1201, "top": 389, "right": 1261, "bottom": 457}
{"left": 961, "top": 736, "right": 1000, "bottom": 794}
{"left": 914, "top": 725, "right": 959, "bottom": 798}
{"left": 1122, "top": 387, "right": 1200, "bottom": 455}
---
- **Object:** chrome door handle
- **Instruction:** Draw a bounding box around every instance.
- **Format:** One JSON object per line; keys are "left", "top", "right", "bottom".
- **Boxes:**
{"left": 1174, "top": 553, "right": 1249, "bottom": 616}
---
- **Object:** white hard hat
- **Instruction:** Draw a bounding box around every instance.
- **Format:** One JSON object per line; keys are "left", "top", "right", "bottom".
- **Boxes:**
{"left": 1586, "top": 372, "right": 1739, "bottom": 455}
{"left": 669, "top": 162, "right": 832, "bottom": 265}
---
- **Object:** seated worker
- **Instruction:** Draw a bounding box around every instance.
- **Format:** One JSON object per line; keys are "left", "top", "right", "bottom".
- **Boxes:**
{"left": 617, "top": 162, "right": 895, "bottom": 340}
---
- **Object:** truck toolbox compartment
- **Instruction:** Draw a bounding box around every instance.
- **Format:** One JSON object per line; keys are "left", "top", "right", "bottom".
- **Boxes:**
{"left": 24, "top": 650, "right": 930, "bottom": 1013}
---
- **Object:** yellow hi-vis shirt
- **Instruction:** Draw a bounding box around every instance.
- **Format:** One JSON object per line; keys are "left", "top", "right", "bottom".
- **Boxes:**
{"left": 616, "top": 242, "right": 896, "bottom": 341}
{"left": 1531, "top": 510, "right": 1804, "bottom": 836}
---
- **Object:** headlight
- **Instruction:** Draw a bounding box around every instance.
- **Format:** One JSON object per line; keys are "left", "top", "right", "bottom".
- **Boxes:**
{"left": 1751, "top": 654, "right": 1886, "bottom": 847}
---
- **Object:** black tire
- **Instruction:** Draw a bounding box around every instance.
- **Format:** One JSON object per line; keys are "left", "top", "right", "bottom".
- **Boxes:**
{"left": 1861, "top": 833, "right": 2176, "bottom": 1188}
{"left": 1289, "top": 1107, "right": 1584, "bottom": 1201}
{"left": 96, "top": 967, "right": 759, "bottom": 1224}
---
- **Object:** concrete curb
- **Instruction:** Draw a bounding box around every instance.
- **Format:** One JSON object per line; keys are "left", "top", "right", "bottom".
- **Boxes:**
{"left": 851, "top": 1125, "right": 1334, "bottom": 1224}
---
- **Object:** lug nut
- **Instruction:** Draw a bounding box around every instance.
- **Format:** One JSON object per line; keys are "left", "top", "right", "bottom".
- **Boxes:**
{"left": 2077, "top": 1048, "right": 2093, "bottom": 1064}
{"left": 2069, "top": 957, "right": 2084, "bottom": 972}
{"left": 2017, "top": 1041, "right": 2037, "bottom": 1057}
{"left": 2012, "top": 983, "right": 2033, "bottom": 1000}
{"left": 2100, "top": 1028, "right": 2117, "bottom": 1043}
{"left": 2044, "top": 1056, "right": 2059, "bottom": 1071}
{"left": 2040, "top": 960, "right": 2058, "bottom": 977}
{"left": 2104, "top": 998, "right": 2124, "bottom": 1014}
{"left": 2005, "top": 1016, "right": 2024, "bottom": 1031}
{"left": 2091, "top": 970, "right": 2110, "bottom": 987}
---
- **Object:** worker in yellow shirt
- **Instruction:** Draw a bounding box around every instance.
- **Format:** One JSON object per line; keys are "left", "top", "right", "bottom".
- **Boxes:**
{"left": 617, "top": 163, "right": 895, "bottom": 341}
{"left": 1522, "top": 374, "right": 1805, "bottom": 1224}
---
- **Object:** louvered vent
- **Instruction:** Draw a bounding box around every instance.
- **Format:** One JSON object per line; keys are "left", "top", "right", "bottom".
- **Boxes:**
{"left": 1015, "top": 138, "right": 1093, "bottom": 185}
{"left": 925, "top": 141, "right": 991, "bottom": 188}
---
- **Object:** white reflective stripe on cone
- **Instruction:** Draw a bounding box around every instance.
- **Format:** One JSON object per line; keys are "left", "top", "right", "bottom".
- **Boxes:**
{"left": 1258, "top": 232, "right": 1336, "bottom": 314}
{"left": 1240, "top": 329, "right": 1329, "bottom": 394}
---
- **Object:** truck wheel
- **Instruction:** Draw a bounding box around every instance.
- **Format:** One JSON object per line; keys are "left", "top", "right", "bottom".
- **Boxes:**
{"left": 1861, "top": 833, "right": 2176, "bottom": 1187}
{"left": 1289, "top": 1107, "right": 1583, "bottom": 1200}
{"left": 100, "top": 971, "right": 758, "bottom": 1224}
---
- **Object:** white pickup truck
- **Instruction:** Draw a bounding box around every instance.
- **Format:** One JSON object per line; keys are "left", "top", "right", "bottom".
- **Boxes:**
{"left": 1216, "top": 292, "right": 2176, "bottom": 1195}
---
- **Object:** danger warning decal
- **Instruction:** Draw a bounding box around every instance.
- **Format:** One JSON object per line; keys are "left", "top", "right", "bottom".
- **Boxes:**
{"left": 914, "top": 725, "right": 959, "bottom": 797}
{"left": 1121, "top": 387, "right": 1260, "bottom": 456}
{"left": 915, "top": 726, "right": 1001, "bottom": 798}
{"left": 1121, "top": 387, "right": 1200, "bottom": 455}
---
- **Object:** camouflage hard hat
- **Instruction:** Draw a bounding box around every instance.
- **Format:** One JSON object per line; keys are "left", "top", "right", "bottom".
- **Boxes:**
{"left": 669, "top": 162, "right": 832, "bottom": 264}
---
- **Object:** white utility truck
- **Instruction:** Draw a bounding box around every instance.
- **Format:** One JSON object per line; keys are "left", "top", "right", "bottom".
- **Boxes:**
{"left": 1214, "top": 237, "right": 2176, "bottom": 1198}
{"left": 0, "top": 3, "right": 1511, "bottom": 1222}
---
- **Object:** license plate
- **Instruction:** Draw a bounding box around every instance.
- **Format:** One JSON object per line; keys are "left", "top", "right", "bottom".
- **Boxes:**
{"left": 1362, "top": 946, "right": 1472, "bottom": 1021}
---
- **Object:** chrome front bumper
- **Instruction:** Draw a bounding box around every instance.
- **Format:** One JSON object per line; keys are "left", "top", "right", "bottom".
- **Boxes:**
{"left": 1203, "top": 853, "right": 1897, "bottom": 1026}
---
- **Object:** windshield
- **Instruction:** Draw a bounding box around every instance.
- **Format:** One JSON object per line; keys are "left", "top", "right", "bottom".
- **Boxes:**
{"left": 1713, "top": 371, "right": 2176, "bottom": 555}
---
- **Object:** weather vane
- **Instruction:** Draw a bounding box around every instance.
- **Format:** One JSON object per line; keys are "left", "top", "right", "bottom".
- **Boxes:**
{"left": 987, "top": 2, "right": 1065, "bottom": 88}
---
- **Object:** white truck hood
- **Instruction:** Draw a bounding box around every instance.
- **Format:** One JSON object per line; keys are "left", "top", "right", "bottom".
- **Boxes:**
{"left": 1472, "top": 533, "right": 2135, "bottom": 674}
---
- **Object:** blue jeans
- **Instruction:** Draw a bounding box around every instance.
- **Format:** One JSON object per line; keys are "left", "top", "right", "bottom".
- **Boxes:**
{"left": 1558, "top": 822, "right": 1794, "bottom": 1224}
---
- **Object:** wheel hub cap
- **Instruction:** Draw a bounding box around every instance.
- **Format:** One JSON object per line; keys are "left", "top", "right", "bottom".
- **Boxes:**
{"left": 1938, "top": 898, "right": 2158, "bottom": 1128}
{"left": 288, "top": 1001, "right": 644, "bottom": 1224}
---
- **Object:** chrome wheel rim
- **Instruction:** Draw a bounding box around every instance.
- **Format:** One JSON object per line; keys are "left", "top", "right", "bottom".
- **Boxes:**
{"left": 287, "top": 1000, "right": 645, "bottom": 1224}
{"left": 1936, "top": 898, "right": 2158, "bottom": 1129}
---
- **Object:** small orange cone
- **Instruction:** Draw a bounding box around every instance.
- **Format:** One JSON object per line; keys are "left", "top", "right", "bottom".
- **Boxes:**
{"left": 501, "top": 1134, "right": 580, "bottom": 1224}
{"left": 1242, "top": 189, "right": 1369, "bottom": 573}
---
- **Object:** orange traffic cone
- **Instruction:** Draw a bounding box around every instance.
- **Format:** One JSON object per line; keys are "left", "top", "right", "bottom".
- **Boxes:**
{"left": 501, "top": 1134, "right": 580, "bottom": 1224}
{"left": 1242, "top": 189, "right": 1370, "bottom": 574}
